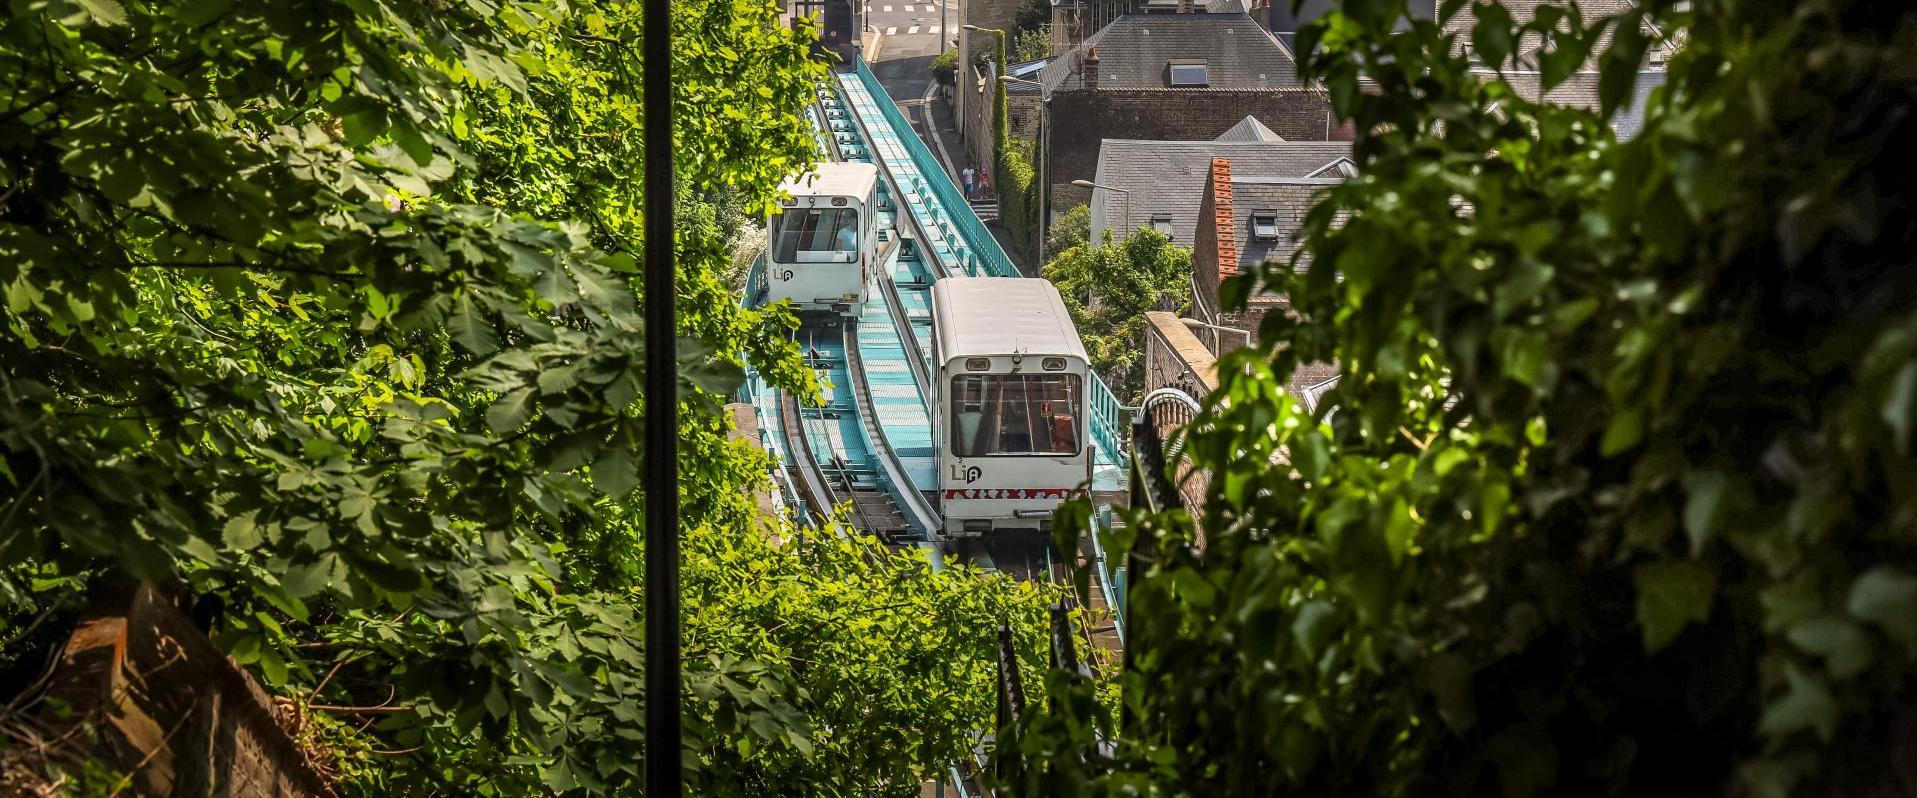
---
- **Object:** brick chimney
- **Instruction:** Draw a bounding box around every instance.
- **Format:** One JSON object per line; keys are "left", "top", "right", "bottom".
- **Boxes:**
{"left": 1210, "top": 157, "right": 1238, "bottom": 281}
{"left": 1082, "top": 46, "right": 1099, "bottom": 89}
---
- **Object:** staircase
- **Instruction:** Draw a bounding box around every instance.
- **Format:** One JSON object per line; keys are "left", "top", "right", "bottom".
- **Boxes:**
{"left": 968, "top": 196, "right": 998, "bottom": 222}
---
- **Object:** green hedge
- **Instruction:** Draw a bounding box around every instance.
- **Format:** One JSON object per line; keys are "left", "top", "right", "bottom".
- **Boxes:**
{"left": 996, "top": 147, "right": 1037, "bottom": 261}
{"left": 930, "top": 48, "right": 957, "bottom": 84}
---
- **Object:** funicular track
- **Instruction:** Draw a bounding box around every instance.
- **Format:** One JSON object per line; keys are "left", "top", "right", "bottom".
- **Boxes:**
{"left": 773, "top": 69, "right": 1129, "bottom": 688}
{"left": 765, "top": 67, "right": 1137, "bottom": 798}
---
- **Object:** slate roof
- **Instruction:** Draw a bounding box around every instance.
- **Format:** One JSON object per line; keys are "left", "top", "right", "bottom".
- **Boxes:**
{"left": 1474, "top": 68, "right": 1667, "bottom": 139}
{"left": 1213, "top": 115, "right": 1284, "bottom": 142}
{"left": 1445, "top": 0, "right": 1671, "bottom": 71}
{"left": 1038, "top": 13, "right": 1303, "bottom": 93}
{"left": 1087, "top": 137, "right": 1351, "bottom": 245}
{"left": 1228, "top": 179, "right": 1337, "bottom": 269}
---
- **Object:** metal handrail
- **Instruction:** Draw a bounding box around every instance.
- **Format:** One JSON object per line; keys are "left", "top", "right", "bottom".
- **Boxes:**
{"left": 831, "top": 85, "right": 952, "bottom": 281}
{"left": 1087, "top": 505, "right": 1125, "bottom": 643}
{"left": 1087, "top": 375, "right": 1128, "bottom": 463}
{"left": 846, "top": 62, "right": 1019, "bottom": 278}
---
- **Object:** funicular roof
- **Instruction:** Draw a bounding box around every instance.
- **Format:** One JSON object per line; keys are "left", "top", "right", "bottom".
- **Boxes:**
{"left": 778, "top": 161, "right": 879, "bottom": 199}
{"left": 932, "top": 278, "right": 1089, "bottom": 363}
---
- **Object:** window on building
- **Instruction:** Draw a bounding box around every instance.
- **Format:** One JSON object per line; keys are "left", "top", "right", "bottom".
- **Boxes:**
{"left": 1250, "top": 211, "right": 1279, "bottom": 240}
{"left": 1168, "top": 62, "right": 1209, "bottom": 87}
{"left": 951, "top": 374, "right": 1083, "bottom": 457}
{"left": 1151, "top": 216, "right": 1175, "bottom": 238}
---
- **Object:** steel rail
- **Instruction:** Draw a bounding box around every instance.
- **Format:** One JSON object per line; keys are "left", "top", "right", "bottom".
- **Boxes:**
{"left": 779, "top": 387, "right": 839, "bottom": 525}
{"left": 842, "top": 321, "right": 944, "bottom": 538}
{"left": 876, "top": 265, "right": 934, "bottom": 417}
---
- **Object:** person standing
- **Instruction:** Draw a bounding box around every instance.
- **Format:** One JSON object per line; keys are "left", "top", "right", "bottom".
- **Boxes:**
{"left": 961, "top": 164, "right": 976, "bottom": 200}
{"left": 977, "top": 167, "right": 991, "bottom": 199}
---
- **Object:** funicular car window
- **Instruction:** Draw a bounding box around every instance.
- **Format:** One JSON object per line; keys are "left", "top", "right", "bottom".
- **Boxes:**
{"left": 950, "top": 373, "right": 1082, "bottom": 457}
{"left": 772, "top": 207, "right": 859, "bottom": 261}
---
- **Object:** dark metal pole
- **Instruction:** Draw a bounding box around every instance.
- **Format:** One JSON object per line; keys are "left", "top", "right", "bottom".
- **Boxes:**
{"left": 642, "top": 0, "right": 681, "bottom": 793}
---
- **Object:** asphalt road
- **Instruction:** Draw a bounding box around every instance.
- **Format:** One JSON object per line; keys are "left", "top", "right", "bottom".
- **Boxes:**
{"left": 864, "top": 0, "right": 954, "bottom": 103}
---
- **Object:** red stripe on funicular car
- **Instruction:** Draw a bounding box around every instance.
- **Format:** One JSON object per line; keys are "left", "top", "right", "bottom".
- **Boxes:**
{"left": 940, "top": 488, "right": 1086, "bottom": 500}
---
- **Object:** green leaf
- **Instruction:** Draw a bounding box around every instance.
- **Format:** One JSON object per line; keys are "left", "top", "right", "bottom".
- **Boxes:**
{"left": 346, "top": 550, "right": 426, "bottom": 594}
{"left": 1883, "top": 361, "right": 1916, "bottom": 455}
{"left": 1847, "top": 567, "right": 1917, "bottom": 649}
{"left": 178, "top": 534, "right": 222, "bottom": 565}
{"left": 534, "top": 265, "right": 580, "bottom": 306}
{"left": 1681, "top": 468, "right": 1728, "bottom": 555}
{"left": 1759, "top": 665, "right": 1839, "bottom": 743}
{"left": 450, "top": 293, "right": 500, "bottom": 355}
{"left": 1291, "top": 600, "right": 1336, "bottom": 659}
{"left": 1600, "top": 405, "right": 1643, "bottom": 455}
{"left": 223, "top": 510, "right": 263, "bottom": 549}
{"left": 594, "top": 441, "right": 638, "bottom": 499}
{"left": 343, "top": 104, "right": 389, "bottom": 149}
{"left": 259, "top": 648, "right": 288, "bottom": 686}
{"left": 78, "top": 0, "right": 128, "bottom": 25}
{"left": 1786, "top": 616, "right": 1874, "bottom": 679}
{"left": 486, "top": 386, "right": 537, "bottom": 433}
{"left": 1633, "top": 559, "right": 1717, "bottom": 653}
{"left": 283, "top": 554, "right": 339, "bottom": 599}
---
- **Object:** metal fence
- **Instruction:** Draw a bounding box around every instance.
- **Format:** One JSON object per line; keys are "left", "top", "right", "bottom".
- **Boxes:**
{"left": 1087, "top": 375, "right": 1128, "bottom": 464}
{"left": 850, "top": 60, "right": 1018, "bottom": 278}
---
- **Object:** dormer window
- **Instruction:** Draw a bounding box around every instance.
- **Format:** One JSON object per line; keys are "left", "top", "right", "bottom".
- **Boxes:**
{"left": 1250, "top": 211, "right": 1279, "bottom": 240}
{"left": 1168, "top": 61, "right": 1208, "bottom": 87}
{"left": 1151, "top": 216, "right": 1175, "bottom": 238}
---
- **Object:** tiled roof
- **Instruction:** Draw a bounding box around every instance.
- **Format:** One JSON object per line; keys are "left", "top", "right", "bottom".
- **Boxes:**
{"left": 1039, "top": 13, "right": 1303, "bottom": 93}
{"left": 1088, "top": 137, "right": 1351, "bottom": 245}
{"left": 1214, "top": 115, "right": 1284, "bottom": 142}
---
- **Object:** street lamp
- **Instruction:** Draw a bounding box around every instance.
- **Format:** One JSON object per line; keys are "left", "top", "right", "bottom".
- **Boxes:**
{"left": 1002, "top": 73, "right": 1052, "bottom": 268}
{"left": 1180, "top": 316, "right": 1254, "bottom": 352}
{"left": 1072, "top": 179, "right": 1131, "bottom": 242}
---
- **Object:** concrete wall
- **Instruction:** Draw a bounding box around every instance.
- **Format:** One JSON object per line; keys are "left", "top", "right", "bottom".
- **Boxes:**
{"left": 38, "top": 584, "right": 334, "bottom": 797}
{"left": 962, "top": 65, "right": 997, "bottom": 171}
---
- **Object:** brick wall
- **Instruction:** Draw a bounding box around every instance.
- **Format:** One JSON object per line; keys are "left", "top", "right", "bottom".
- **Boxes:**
{"left": 1007, "top": 93, "right": 1043, "bottom": 142}
{"left": 1044, "top": 87, "right": 1345, "bottom": 198}
{"left": 1192, "top": 157, "right": 1237, "bottom": 324}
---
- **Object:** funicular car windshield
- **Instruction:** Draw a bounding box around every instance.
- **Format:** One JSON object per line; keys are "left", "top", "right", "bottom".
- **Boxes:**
{"left": 772, "top": 207, "right": 858, "bottom": 262}
{"left": 950, "top": 373, "right": 1082, "bottom": 457}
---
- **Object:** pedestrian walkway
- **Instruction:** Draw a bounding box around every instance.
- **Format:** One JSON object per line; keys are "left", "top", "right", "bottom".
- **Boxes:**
{"left": 915, "top": 82, "right": 1032, "bottom": 275}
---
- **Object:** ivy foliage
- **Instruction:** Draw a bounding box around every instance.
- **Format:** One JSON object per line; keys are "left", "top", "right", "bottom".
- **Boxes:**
{"left": 1005, "top": 0, "right": 1917, "bottom": 795}
{"left": 1042, "top": 229, "right": 1192, "bottom": 401}
{"left": 984, "top": 29, "right": 1040, "bottom": 264}
{"left": 0, "top": 0, "right": 1046, "bottom": 794}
